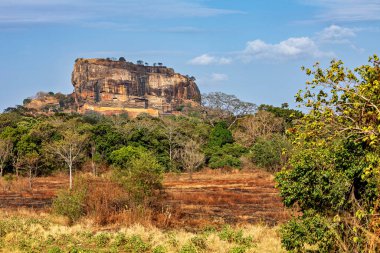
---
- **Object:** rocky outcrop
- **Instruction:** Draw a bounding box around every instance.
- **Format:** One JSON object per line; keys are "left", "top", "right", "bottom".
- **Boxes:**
{"left": 24, "top": 58, "right": 202, "bottom": 117}
{"left": 72, "top": 58, "right": 201, "bottom": 115}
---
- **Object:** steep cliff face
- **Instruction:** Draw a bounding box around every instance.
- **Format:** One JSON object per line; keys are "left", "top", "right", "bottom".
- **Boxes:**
{"left": 72, "top": 58, "right": 201, "bottom": 113}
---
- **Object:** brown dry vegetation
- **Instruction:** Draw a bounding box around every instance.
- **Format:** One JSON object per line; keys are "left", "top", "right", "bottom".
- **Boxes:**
{"left": 0, "top": 169, "right": 292, "bottom": 229}
{"left": 163, "top": 169, "right": 292, "bottom": 228}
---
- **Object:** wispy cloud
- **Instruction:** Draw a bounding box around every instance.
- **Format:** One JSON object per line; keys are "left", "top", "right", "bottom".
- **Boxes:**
{"left": 0, "top": 0, "right": 242, "bottom": 25}
{"left": 188, "top": 54, "right": 232, "bottom": 65}
{"left": 189, "top": 25, "right": 362, "bottom": 64}
{"left": 211, "top": 73, "right": 228, "bottom": 82}
{"left": 300, "top": 0, "right": 380, "bottom": 22}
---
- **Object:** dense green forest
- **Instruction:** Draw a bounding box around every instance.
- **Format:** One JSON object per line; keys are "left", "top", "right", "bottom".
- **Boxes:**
{"left": 1, "top": 56, "right": 380, "bottom": 252}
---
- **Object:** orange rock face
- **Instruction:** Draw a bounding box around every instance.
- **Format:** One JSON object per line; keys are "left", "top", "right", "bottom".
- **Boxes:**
{"left": 72, "top": 58, "right": 201, "bottom": 113}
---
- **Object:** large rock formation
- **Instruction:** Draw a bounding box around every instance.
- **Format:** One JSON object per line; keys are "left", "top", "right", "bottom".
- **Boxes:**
{"left": 24, "top": 58, "right": 201, "bottom": 117}
{"left": 72, "top": 58, "right": 201, "bottom": 116}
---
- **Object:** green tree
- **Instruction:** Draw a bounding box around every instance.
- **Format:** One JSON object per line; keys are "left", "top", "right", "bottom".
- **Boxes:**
{"left": 208, "top": 121, "right": 233, "bottom": 148}
{"left": 202, "top": 92, "right": 257, "bottom": 128}
{"left": 250, "top": 134, "right": 291, "bottom": 171}
{"left": 46, "top": 129, "right": 88, "bottom": 189}
{"left": 0, "top": 139, "right": 13, "bottom": 177}
{"left": 276, "top": 56, "right": 380, "bottom": 252}
{"left": 109, "top": 145, "right": 147, "bottom": 168}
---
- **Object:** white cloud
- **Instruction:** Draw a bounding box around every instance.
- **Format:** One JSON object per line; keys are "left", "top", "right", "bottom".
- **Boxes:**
{"left": 188, "top": 54, "right": 232, "bottom": 65}
{"left": 242, "top": 37, "right": 332, "bottom": 61}
{"left": 301, "top": 0, "right": 380, "bottom": 22}
{"left": 211, "top": 73, "right": 228, "bottom": 82}
{"left": 188, "top": 25, "right": 360, "bottom": 64}
{"left": 317, "top": 25, "right": 356, "bottom": 43}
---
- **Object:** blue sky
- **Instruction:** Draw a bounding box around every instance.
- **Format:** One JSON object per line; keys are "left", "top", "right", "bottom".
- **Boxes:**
{"left": 0, "top": 0, "right": 379, "bottom": 111}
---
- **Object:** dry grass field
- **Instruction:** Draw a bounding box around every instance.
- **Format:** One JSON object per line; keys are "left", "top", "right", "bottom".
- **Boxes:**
{"left": 163, "top": 169, "right": 292, "bottom": 228}
{"left": 0, "top": 169, "right": 291, "bottom": 252}
{"left": 0, "top": 169, "right": 292, "bottom": 228}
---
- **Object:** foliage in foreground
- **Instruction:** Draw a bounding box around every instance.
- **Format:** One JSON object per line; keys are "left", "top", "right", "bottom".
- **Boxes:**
{"left": 277, "top": 56, "right": 380, "bottom": 252}
{"left": 0, "top": 214, "right": 284, "bottom": 253}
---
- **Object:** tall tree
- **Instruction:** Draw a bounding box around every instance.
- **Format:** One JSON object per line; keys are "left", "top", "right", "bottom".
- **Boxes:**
{"left": 161, "top": 117, "right": 182, "bottom": 166}
{"left": 179, "top": 139, "right": 204, "bottom": 179}
{"left": 0, "top": 139, "right": 13, "bottom": 177}
{"left": 233, "top": 110, "right": 284, "bottom": 147}
{"left": 277, "top": 56, "right": 380, "bottom": 252}
{"left": 202, "top": 92, "right": 257, "bottom": 128}
{"left": 47, "top": 129, "right": 87, "bottom": 189}
{"left": 20, "top": 151, "right": 40, "bottom": 189}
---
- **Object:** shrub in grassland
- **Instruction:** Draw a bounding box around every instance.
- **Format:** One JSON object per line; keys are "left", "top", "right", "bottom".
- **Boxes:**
{"left": 125, "top": 235, "right": 151, "bottom": 253}
{"left": 113, "top": 151, "right": 163, "bottom": 206}
{"left": 229, "top": 246, "right": 246, "bottom": 253}
{"left": 47, "top": 246, "right": 63, "bottom": 253}
{"left": 179, "top": 242, "right": 198, "bottom": 253}
{"left": 52, "top": 177, "right": 88, "bottom": 223}
{"left": 250, "top": 134, "right": 291, "bottom": 172}
{"left": 94, "top": 232, "right": 111, "bottom": 247}
{"left": 218, "top": 225, "right": 255, "bottom": 250}
{"left": 152, "top": 245, "right": 167, "bottom": 253}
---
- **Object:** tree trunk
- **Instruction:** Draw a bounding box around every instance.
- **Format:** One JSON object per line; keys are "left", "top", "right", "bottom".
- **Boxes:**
{"left": 188, "top": 168, "right": 193, "bottom": 180}
{"left": 69, "top": 163, "right": 73, "bottom": 190}
{"left": 92, "top": 160, "right": 96, "bottom": 176}
{"left": 29, "top": 169, "right": 32, "bottom": 189}
{"left": 91, "top": 145, "right": 97, "bottom": 176}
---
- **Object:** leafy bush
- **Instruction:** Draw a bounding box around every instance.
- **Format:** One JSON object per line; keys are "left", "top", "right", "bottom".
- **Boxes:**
{"left": 179, "top": 243, "right": 197, "bottom": 253}
{"left": 280, "top": 211, "right": 335, "bottom": 253}
{"left": 208, "top": 143, "right": 246, "bottom": 169}
{"left": 218, "top": 225, "right": 253, "bottom": 248}
{"left": 152, "top": 245, "right": 167, "bottom": 253}
{"left": 114, "top": 151, "right": 163, "bottom": 205}
{"left": 52, "top": 177, "right": 88, "bottom": 223}
{"left": 125, "top": 235, "right": 150, "bottom": 253}
{"left": 94, "top": 233, "right": 110, "bottom": 247}
{"left": 112, "top": 233, "right": 126, "bottom": 247}
{"left": 208, "top": 121, "right": 233, "bottom": 148}
{"left": 110, "top": 145, "right": 148, "bottom": 168}
{"left": 250, "top": 134, "right": 291, "bottom": 171}
{"left": 229, "top": 246, "right": 246, "bottom": 253}
{"left": 47, "top": 246, "right": 63, "bottom": 253}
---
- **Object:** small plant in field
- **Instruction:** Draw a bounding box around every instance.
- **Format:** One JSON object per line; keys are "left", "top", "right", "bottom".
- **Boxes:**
{"left": 166, "top": 232, "right": 179, "bottom": 247}
{"left": 69, "top": 246, "right": 91, "bottom": 253}
{"left": 45, "top": 234, "right": 56, "bottom": 245}
{"left": 218, "top": 226, "right": 254, "bottom": 249}
{"left": 152, "top": 245, "right": 167, "bottom": 253}
{"left": 94, "top": 232, "right": 110, "bottom": 247}
{"left": 191, "top": 236, "right": 207, "bottom": 251}
{"left": 47, "top": 246, "right": 63, "bottom": 253}
{"left": 112, "top": 232, "right": 126, "bottom": 247}
{"left": 125, "top": 235, "right": 150, "bottom": 253}
{"left": 179, "top": 242, "right": 197, "bottom": 253}
{"left": 202, "top": 225, "right": 216, "bottom": 236}
{"left": 229, "top": 246, "right": 246, "bottom": 253}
